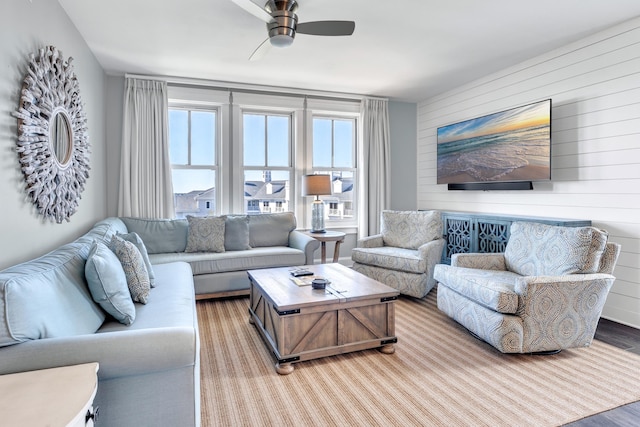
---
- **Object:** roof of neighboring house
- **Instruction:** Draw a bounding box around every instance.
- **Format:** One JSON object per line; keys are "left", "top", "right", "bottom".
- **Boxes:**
{"left": 244, "top": 181, "right": 288, "bottom": 201}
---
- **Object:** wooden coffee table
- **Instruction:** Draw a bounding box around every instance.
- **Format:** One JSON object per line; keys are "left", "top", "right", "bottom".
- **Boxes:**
{"left": 248, "top": 263, "right": 399, "bottom": 374}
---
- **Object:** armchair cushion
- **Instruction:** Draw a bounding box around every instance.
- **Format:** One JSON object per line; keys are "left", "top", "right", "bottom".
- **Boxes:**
{"left": 433, "top": 265, "right": 520, "bottom": 314}
{"left": 351, "top": 246, "right": 427, "bottom": 274}
{"left": 504, "top": 222, "right": 608, "bottom": 276}
{"left": 381, "top": 210, "right": 441, "bottom": 249}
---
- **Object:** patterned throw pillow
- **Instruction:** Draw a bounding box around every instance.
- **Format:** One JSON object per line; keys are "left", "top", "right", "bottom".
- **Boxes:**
{"left": 85, "top": 241, "right": 136, "bottom": 325}
{"left": 117, "top": 231, "right": 156, "bottom": 287}
{"left": 504, "top": 222, "right": 606, "bottom": 276}
{"left": 185, "top": 215, "right": 226, "bottom": 253}
{"left": 109, "top": 235, "right": 151, "bottom": 304}
{"left": 381, "top": 210, "right": 442, "bottom": 250}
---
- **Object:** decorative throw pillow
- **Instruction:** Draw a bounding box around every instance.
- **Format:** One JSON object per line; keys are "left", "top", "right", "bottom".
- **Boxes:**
{"left": 85, "top": 241, "right": 136, "bottom": 325}
{"left": 504, "top": 222, "right": 602, "bottom": 276}
{"left": 120, "top": 217, "right": 189, "bottom": 254}
{"left": 381, "top": 210, "right": 442, "bottom": 249}
{"left": 117, "top": 232, "right": 156, "bottom": 287}
{"left": 109, "top": 235, "right": 151, "bottom": 304}
{"left": 185, "top": 215, "right": 226, "bottom": 253}
{"left": 248, "top": 212, "right": 296, "bottom": 247}
{"left": 224, "top": 215, "right": 251, "bottom": 251}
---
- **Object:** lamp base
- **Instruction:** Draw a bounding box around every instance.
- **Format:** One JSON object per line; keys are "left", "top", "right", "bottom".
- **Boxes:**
{"left": 310, "top": 230, "right": 326, "bottom": 234}
{"left": 311, "top": 200, "right": 325, "bottom": 233}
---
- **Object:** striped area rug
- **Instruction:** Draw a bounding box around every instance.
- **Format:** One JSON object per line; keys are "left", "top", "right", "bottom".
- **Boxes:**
{"left": 197, "top": 291, "right": 640, "bottom": 426}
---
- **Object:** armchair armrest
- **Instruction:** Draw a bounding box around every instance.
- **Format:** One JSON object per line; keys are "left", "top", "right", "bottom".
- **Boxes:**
{"left": 418, "top": 238, "right": 446, "bottom": 261}
{"left": 357, "top": 234, "right": 383, "bottom": 248}
{"left": 515, "top": 273, "right": 616, "bottom": 352}
{"left": 451, "top": 253, "right": 506, "bottom": 270}
{"left": 289, "top": 230, "right": 321, "bottom": 265}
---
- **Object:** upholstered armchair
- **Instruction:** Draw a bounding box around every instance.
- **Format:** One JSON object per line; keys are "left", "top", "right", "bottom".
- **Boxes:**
{"left": 351, "top": 210, "right": 445, "bottom": 298}
{"left": 434, "top": 221, "right": 621, "bottom": 354}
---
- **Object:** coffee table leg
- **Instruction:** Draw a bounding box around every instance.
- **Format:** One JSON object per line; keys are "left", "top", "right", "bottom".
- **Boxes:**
{"left": 379, "top": 344, "right": 395, "bottom": 354}
{"left": 276, "top": 362, "right": 294, "bottom": 375}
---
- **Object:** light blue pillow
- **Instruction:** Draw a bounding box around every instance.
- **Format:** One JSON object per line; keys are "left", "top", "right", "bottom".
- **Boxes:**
{"left": 85, "top": 241, "right": 136, "bottom": 325}
{"left": 248, "top": 212, "right": 295, "bottom": 247}
{"left": 224, "top": 215, "right": 251, "bottom": 251}
{"left": 120, "top": 217, "right": 189, "bottom": 254}
{"left": 109, "top": 235, "right": 151, "bottom": 304}
{"left": 117, "top": 231, "right": 156, "bottom": 287}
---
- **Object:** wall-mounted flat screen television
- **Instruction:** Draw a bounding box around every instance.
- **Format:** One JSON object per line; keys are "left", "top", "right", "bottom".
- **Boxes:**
{"left": 437, "top": 99, "right": 551, "bottom": 186}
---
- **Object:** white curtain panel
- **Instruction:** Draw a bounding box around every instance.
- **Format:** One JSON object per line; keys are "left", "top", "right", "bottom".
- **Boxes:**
{"left": 360, "top": 97, "right": 391, "bottom": 236}
{"left": 118, "top": 78, "right": 175, "bottom": 218}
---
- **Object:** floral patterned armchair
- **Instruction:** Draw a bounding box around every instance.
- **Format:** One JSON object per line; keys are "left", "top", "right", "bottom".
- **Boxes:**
{"left": 434, "top": 221, "right": 621, "bottom": 354}
{"left": 351, "top": 210, "right": 445, "bottom": 298}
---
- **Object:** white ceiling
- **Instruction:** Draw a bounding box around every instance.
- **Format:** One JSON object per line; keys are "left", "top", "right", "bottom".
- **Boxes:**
{"left": 58, "top": 0, "right": 640, "bottom": 102}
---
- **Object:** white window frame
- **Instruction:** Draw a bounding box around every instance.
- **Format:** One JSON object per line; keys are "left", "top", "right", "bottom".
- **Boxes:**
{"left": 167, "top": 104, "right": 222, "bottom": 216}
{"left": 305, "top": 102, "right": 360, "bottom": 229}
{"left": 167, "top": 84, "right": 361, "bottom": 228}
{"left": 239, "top": 109, "right": 294, "bottom": 215}
{"left": 168, "top": 86, "right": 230, "bottom": 215}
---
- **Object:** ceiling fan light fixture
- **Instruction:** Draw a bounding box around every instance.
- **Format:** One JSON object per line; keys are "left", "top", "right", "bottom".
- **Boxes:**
{"left": 270, "top": 33, "right": 295, "bottom": 47}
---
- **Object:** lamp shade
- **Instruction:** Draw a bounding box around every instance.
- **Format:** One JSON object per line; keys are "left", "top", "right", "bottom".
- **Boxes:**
{"left": 301, "top": 174, "right": 332, "bottom": 196}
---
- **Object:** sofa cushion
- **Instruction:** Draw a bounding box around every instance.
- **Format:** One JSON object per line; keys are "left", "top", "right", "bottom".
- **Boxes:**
{"left": 109, "top": 235, "right": 151, "bottom": 304}
{"left": 505, "top": 222, "right": 608, "bottom": 276}
{"left": 351, "top": 246, "right": 427, "bottom": 274}
{"left": 117, "top": 232, "right": 156, "bottom": 287}
{"left": 249, "top": 212, "right": 296, "bottom": 248}
{"left": 0, "top": 241, "right": 106, "bottom": 347}
{"left": 120, "top": 217, "right": 189, "bottom": 254}
{"left": 86, "top": 241, "right": 136, "bottom": 325}
{"left": 434, "top": 265, "right": 521, "bottom": 314}
{"left": 224, "top": 215, "right": 251, "bottom": 251}
{"left": 185, "top": 216, "right": 226, "bottom": 253}
{"left": 149, "top": 246, "right": 305, "bottom": 275}
{"left": 381, "top": 210, "right": 441, "bottom": 249}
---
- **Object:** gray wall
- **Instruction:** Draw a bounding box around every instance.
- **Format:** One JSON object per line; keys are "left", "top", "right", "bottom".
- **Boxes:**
{"left": 106, "top": 75, "right": 125, "bottom": 217}
{"left": 417, "top": 17, "right": 640, "bottom": 328}
{"left": 389, "top": 101, "right": 417, "bottom": 211}
{"left": 0, "top": 2, "right": 107, "bottom": 269}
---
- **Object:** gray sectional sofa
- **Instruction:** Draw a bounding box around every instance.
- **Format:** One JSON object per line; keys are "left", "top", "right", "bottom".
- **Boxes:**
{"left": 120, "top": 212, "right": 320, "bottom": 298}
{"left": 0, "top": 212, "right": 318, "bottom": 427}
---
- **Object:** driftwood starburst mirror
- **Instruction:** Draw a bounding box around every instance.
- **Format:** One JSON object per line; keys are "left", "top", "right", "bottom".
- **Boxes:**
{"left": 13, "top": 46, "right": 90, "bottom": 223}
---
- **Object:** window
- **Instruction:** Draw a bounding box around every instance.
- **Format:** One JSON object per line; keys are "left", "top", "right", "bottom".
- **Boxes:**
{"left": 311, "top": 117, "right": 357, "bottom": 223}
{"left": 168, "top": 108, "right": 218, "bottom": 218}
{"left": 168, "top": 85, "right": 360, "bottom": 228}
{"left": 242, "top": 112, "right": 292, "bottom": 215}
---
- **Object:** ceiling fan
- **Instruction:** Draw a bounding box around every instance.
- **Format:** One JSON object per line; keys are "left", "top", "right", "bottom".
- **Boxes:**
{"left": 231, "top": 0, "right": 356, "bottom": 60}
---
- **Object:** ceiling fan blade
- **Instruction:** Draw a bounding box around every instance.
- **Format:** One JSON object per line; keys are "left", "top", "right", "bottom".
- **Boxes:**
{"left": 249, "top": 38, "right": 272, "bottom": 61}
{"left": 297, "top": 21, "right": 355, "bottom": 36}
{"left": 231, "top": 0, "right": 272, "bottom": 23}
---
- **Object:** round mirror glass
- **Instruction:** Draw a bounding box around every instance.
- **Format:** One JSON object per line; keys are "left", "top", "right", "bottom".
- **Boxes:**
{"left": 50, "top": 111, "right": 72, "bottom": 166}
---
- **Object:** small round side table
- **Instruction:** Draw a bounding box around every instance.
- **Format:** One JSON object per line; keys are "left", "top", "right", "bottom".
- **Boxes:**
{"left": 303, "top": 230, "right": 346, "bottom": 263}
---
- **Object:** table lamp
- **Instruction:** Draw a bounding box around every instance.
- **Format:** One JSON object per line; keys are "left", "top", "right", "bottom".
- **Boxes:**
{"left": 301, "top": 174, "right": 332, "bottom": 233}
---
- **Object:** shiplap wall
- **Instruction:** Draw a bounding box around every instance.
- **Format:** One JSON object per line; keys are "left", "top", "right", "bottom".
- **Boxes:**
{"left": 417, "top": 17, "right": 640, "bottom": 328}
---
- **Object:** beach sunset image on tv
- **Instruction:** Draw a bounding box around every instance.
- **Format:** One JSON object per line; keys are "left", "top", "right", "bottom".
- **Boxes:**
{"left": 437, "top": 99, "right": 551, "bottom": 184}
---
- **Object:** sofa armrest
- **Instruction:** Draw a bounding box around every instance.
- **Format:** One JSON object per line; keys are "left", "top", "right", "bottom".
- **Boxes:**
{"left": 515, "top": 273, "right": 616, "bottom": 352}
{"left": 452, "top": 253, "right": 507, "bottom": 270}
{"left": 357, "top": 234, "right": 383, "bottom": 248}
{"left": 289, "top": 230, "right": 321, "bottom": 265}
{"left": 0, "top": 326, "right": 198, "bottom": 380}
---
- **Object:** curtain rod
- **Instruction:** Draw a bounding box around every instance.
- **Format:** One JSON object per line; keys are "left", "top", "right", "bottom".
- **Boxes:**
{"left": 123, "top": 73, "right": 388, "bottom": 103}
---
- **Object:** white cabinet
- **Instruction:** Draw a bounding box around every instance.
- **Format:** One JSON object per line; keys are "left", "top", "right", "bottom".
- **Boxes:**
{"left": 0, "top": 362, "right": 99, "bottom": 426}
